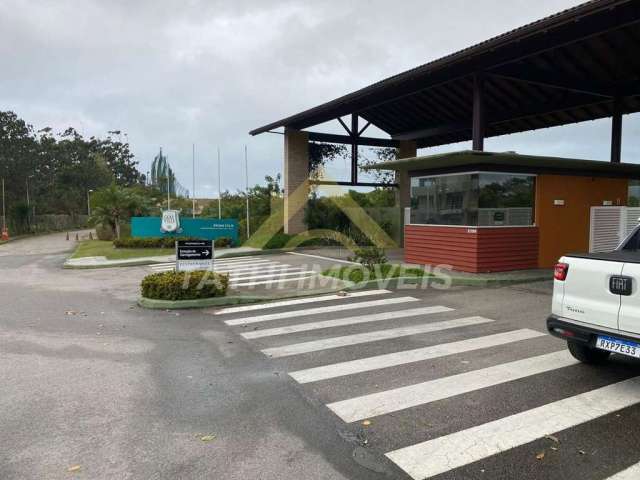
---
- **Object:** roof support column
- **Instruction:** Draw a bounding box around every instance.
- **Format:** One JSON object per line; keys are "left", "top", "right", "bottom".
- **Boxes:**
{"left": 611, "top": 96, "right": 623, "bottom": 163}
{"left": 283, "top": 128, "right": 309, "bottom": 234}
{"left": 472, "top": 74, "right": 486, "bottom": 151}
{"left": 396, "top": 140, "right": 417, "bottom": 210}
{"left": 351, "top": 114, "right": 358, "bottom": 184}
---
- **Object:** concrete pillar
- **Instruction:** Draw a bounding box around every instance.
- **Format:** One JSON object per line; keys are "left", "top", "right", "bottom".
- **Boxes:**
{"left": 396, "top": 140, "right": 417, "bottom": 210}
{"left": 283, "top": 128, "right": 309, "bottom": 234}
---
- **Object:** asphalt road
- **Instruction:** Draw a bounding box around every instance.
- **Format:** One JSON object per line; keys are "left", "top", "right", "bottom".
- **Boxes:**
{"left": 2, "top": 233, "right": 640, "bottom": 480}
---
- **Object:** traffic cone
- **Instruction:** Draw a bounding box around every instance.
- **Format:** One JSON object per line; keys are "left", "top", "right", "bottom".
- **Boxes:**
{"left": 1, "top": 228, "right": 9, "bottom": 241}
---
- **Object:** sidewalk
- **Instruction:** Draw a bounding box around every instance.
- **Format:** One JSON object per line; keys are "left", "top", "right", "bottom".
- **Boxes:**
{"left": 64, "top": 246, "right": 259, "bottom": 269}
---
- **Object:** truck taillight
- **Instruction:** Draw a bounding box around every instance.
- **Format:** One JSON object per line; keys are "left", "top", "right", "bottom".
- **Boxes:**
{"left": 554, "top": 262, "right": 569, "bottom": 281}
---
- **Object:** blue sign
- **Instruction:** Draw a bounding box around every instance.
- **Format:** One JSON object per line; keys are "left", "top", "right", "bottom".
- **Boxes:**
{"left": 131, "top": 217, "right": 239, "bottom": 245}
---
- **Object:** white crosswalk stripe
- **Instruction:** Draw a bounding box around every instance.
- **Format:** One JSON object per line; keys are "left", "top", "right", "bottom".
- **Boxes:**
{"left": 289, "top": 329, "right": 546, "bottom": 384}
{"left": 327, "top": 349, "right": 577, "bottom": 422}
{"left": 224, "top": 297, "right": 419, "bottom": 326}
{"left": 230, "top": 273, "right": 319, "bottom": 287}
{"left": 213, "top": 289, "right": 391, "bottom": 315}
{"left": 242, "top": 305, "right": 453, "bottom": 339}
{"left": 229, "top": 270, "right": 316, "bottom": 282}
{"left": 386, "top": 376, "right": 640, "bottom": 479}
{"left": 607, "top": 462, "right": 640, "bottom": 480}
{"left": 261, "top": 316, "right": 494, "bottom": 358}
{"left": 216, "top": 265, "right": 300, "bottom": 274}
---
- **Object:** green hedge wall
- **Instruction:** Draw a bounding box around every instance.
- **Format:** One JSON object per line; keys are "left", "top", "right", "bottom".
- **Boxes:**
{"left": 141, "top": 271, "right": 229, "bottom": 300}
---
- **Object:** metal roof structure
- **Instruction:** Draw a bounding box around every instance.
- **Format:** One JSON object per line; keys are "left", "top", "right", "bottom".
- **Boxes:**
{"left": 366, "top": 150, "right": 640, "bottom": 178}
{"left": 251, "top": 0, "right": 640, "bottom": 153}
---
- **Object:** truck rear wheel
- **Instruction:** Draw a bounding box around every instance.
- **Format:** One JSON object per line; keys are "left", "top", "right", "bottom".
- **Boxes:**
{"left": 567, "top": 341, "right": 610, "bottom": 364}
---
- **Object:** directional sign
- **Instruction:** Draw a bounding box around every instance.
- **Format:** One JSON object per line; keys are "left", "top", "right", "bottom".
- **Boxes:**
{"left": 176, "top": 240, "right": 214, "bottom": 272}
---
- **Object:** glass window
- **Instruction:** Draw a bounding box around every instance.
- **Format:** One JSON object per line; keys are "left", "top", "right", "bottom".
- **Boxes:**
{"left": 629, "top": 180, "right": 640, "bottom": 207}
{"left": 410, "top": 172, "right": 534, "bottom": 226}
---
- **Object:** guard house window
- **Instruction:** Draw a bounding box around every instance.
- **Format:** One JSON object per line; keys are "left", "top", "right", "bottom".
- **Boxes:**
{"left": 629, "top": 180, "right": 640, "bottom": 207}
{"left": 410, "top": 173, "right": 534, "bottom": 226}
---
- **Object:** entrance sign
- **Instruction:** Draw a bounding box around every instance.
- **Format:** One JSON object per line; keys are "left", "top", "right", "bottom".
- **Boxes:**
{"left": 131, "top": 217, "right": 238, "bottom": 243}
{"left": 176, "top": 240, "right": 214, "bottom": 272}
{"left": 161, "top": 210, "right": 181, "bottom": 233}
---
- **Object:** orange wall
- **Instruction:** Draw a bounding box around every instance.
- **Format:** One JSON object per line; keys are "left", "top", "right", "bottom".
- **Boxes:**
{"left": 535, "top": 175, "right": 628, "bottom": 268}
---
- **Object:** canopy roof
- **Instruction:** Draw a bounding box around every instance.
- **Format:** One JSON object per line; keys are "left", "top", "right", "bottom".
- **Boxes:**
{"left": 366, "top": 150, "right": 640, "bottom": 178}
{"left": 250, "top": 0, "right": 640, "bottom": 148}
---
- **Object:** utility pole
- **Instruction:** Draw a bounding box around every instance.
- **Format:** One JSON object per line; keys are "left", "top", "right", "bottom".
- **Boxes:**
{"left": 217, "top": 147, "right": 222, "bottom": 219}
{"left": 167, "top": 171, "right": 171, "bottom": 210}
{"left": 245, "top": 145, "right": 250, "bottom": 239}
{"left": 1, "top": 177, "right": 6, "bottom": 235}
{"left": 26, "top": 177, "right": 30, "bottom": 230}
{"left": 192, "top": 143, "right": 196, "bottom": 218}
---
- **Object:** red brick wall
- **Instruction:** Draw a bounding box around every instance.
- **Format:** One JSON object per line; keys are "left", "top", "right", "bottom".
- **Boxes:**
{"left": 404, "top": 225, "right": 539, "bottom": 273}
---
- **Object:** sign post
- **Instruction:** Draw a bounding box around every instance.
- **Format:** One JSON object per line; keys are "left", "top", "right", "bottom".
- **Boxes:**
{"left": 175, "top": 240, "right": 214, "bottom": 272}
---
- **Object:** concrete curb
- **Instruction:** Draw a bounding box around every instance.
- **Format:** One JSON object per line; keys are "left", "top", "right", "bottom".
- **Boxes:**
{"left": 327, "top": 273, "right": 551, "bottom": 289}
{"left": 137, "top": 278, "right": 354, "bottom": 310}
{"left": 64, "top": 258, "right": 172, "bottom": 269}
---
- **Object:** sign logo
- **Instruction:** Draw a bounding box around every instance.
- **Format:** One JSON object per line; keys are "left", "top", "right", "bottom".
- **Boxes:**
{"left": 161, "top": 210, "right": 181, "bottom": 233}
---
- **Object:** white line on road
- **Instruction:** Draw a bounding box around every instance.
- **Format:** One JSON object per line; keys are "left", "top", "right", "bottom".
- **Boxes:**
{"left": 287, "top": 251, "right": 359, "bottom": 265}
{"left": 230, "top": 274, "right": 318, "bottom": 287}
{"left": 216, "top": 265, "right": 296, "bottom": 274}
{"left": 328, "top": 350, "right": 577, "bottom": 422}
{"left": 261, "top": 316, "right": 494, "bottom": 358}
{"left": 213, "top": 290, "right": 391, "bottom": 315}
{"left": 289, "top": 329, "right": 546, "bottom": 384}
{"left": 607, "top": 462, "right": 640, "bottom": 480}
{"left": 224, "top": 297, "right": 419, "bottom": 326}
{"left": 230, "top": 270, "right": 316, "bottom": 282}
{"left": 242, "top": 306, "right": 453, "bottom": 339}
{"left": 385, "top": 376, "right": 640, "bottom": 480}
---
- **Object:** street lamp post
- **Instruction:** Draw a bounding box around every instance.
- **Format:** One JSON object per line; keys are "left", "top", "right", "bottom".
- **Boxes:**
{"left": 87, "top": 189, "right": 93, "bottom": 216}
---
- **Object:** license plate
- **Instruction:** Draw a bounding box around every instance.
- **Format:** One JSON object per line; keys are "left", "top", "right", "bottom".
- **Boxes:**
{"left": 596, "top": 335, "right": 640, "bottom": 358}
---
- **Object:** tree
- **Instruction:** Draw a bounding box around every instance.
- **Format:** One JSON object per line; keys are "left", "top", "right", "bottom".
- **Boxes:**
{"left": 89, "top": 184, "right": 149, "bottom": 239}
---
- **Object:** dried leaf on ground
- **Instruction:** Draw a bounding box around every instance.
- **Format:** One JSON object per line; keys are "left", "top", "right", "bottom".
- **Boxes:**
{"left": 200, "top": 434, "right": 216, "bottom": 442}
{"left": 67, "top": 465, "right": 81, "bottom": 472}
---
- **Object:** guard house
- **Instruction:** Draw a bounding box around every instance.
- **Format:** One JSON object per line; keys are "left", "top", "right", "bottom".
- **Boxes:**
{"left": 369, "top": 150, "right": 640, "bottom": 272}
{"left": 250, "top": 1, "right": 640, "bottom": 264}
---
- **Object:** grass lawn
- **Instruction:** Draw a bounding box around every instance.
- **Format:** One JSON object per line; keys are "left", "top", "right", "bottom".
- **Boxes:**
{"left": 71, "top": 240, "right": 174, "bottom": 260}
{"left": 322, "top": 264, "right": 431, "bottom": 283}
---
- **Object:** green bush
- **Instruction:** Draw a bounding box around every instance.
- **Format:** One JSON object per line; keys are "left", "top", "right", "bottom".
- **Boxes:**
{"left": 114, "top": 237, "right": 202, "bottom": 249}
{"left": 96, "top": 224, "right": 115, "bottom": 241}
{"left": 352, "top": 246, "right": 388, "bottom": 271}
{"left": 141, "top": 270, "right": 229, "bottom": 300}
{"left": 214, "top": 236, "right": 233, "bottom": 248}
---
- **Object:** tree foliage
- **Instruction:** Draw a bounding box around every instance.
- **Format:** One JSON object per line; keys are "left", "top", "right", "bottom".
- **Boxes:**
{"left": 89, "top": 184, "right": 150, "bottom": 239}
{"left": 0, "top": 111, "right": 144, "bottom": 233}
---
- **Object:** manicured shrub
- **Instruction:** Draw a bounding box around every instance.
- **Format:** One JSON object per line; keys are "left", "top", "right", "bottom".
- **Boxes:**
{"left": 96, "top": 224, "right": 115, "bottom": 241}
{"left": 214, "top": 236, "right": 233, "bottom": 248}
{"left": 114, "top": 237, "right": 202, "bottom": 249}
{"left": 141, "top": 270, "right": 229, "bottom": 300}
{"left": 352, "top": 246, "right": 388, "bottom": 271}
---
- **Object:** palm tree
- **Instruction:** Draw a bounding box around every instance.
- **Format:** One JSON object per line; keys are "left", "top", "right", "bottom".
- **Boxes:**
{"left": 89, "top": 184, "right": 146, "bottom": 239}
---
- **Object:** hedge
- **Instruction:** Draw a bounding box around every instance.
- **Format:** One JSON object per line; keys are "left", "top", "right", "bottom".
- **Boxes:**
{"left": 115, "top": 236, "right": 234, "bottom": 249}
{"left": 141, "top": 270, "right": 229, "bottom": 300}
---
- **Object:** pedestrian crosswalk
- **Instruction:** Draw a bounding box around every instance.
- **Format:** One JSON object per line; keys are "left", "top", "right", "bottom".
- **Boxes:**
{"left": 210, "top": 288, "right": 640, "bottom": 480}
{"left": 149, "top": 255, "right": 321, "bottom": 287}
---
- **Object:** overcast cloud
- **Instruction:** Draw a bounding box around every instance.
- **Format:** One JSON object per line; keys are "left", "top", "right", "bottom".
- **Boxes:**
{"left": 1, "top": 0, "right": 637, "bottom": 196}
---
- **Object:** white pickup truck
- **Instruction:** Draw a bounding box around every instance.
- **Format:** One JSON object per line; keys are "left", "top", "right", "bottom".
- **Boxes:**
{"left": 548, "top": 227, "right": 640, "bottom": 363}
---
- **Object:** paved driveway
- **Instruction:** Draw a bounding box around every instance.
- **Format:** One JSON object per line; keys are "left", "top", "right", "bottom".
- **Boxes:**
{"left": 2, "top": 233, "right": 640, "bottom": 480}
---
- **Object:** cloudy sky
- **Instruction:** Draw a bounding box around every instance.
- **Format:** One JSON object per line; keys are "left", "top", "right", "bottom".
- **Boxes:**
{"left": 1, "top": 0, "right": 638, "bottom": 196}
